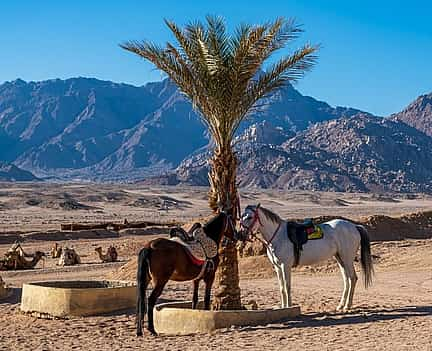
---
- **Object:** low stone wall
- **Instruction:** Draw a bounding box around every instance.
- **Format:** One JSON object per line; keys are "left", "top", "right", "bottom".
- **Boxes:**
{"left": 20, "top": 280, "right": 136, "bottom": 318}
{"left": 154, "top": 301, "right": 300, "bottom": 335}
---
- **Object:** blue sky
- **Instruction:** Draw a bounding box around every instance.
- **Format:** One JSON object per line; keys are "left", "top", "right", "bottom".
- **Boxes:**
{"left": 1, "top": 0, "right": 431, "bottom": 116}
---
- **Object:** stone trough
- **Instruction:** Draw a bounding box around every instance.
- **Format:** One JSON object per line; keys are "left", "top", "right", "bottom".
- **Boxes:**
{"left": 154, "top": 301, "right": 301, "bottom": 335}
{"left": 20, "top": 280, "right": 136, "bottom": 318}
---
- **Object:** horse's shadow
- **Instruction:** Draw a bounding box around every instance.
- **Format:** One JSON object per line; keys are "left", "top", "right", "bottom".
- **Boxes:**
{"left": 238, "top": 305, "right": 432, "bottom": 331}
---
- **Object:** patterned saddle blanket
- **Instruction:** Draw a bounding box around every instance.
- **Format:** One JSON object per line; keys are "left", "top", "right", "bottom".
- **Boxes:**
{"left": 305, "top": 225, "right": 324, "bottom": 240}
{"left": 170, "top": 227, "right": 218, "bottom": 262}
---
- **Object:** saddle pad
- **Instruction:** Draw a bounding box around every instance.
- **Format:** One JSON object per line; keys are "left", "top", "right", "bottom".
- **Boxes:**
{"left": 306, "top": 225, "right": 324, "bottom": 240}
{"left": 169, "top": 228, "right": 218, "bottom": 261}
{"left": 185, "top": 249, "right": 205, "bottom": 267}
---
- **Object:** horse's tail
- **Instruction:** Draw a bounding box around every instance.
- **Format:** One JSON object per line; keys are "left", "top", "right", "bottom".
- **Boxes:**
{"left": 356, "top": 225, "right": 374, "bottom": 288}
{"left": 136, "top": 247, "right": 151, "bottom": 337}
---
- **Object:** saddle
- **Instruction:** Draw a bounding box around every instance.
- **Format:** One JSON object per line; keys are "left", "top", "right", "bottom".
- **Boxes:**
{"left": 287, "top": 219, "right": 323, "bottom": 267}
{"left": 169, "top": 222, "right": 202, "bottom": 242}
{"left": 170, "top": 225, "right": 218, "bottom": 264}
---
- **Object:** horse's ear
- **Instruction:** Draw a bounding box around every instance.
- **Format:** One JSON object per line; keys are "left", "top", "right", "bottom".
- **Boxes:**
{"left": 256, "top": 203, "right": 261, "bottom": 210}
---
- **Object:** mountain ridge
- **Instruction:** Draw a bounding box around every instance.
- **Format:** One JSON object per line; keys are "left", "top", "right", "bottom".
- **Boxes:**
{"left": 1, "top": 76, "right": 431, "bottom": 192}
{"left": 0, "top": 76, "right": 370, "bottom": 181}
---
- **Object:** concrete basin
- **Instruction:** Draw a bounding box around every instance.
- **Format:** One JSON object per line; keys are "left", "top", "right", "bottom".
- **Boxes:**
{"left": 20, "top": 280, "right": 136, "bottom": 318}
{"left": 154, "top": 301, "right": 300, "bottom": 335}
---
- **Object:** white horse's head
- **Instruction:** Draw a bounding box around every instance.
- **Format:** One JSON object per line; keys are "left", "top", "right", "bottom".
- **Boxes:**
{"left": 239, "top": 204, "right": 263, "bottom": 240}
{"left": 240, "top": 204, "right": 283, "bottom": 243}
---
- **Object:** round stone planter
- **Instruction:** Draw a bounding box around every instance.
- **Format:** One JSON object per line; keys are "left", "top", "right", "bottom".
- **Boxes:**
{"left": 20, "top": 280, "right": 136, "bottom": 318}
{"left": 154, "top": 301, "right": 301, "bottom": 335}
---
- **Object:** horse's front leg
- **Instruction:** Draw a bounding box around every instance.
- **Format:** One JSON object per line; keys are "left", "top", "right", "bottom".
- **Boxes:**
{"left": 192, "top": 279, "right": 199, "bottom": 309}
{"left": 273, "top": 264, "right": 287, "bottom": 308}
{"left": 204, "top": 272, "right": 216, "bottom": 310}
{"left": 280, "top": 263, "right": 292, "bottom": 307}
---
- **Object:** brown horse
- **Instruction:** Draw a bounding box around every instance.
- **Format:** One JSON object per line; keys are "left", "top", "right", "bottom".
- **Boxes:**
{"left": 136, "top": 212, "right": 237, "bottom": 336}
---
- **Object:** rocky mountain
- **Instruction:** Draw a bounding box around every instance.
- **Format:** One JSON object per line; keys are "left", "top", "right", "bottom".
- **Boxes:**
{"left": 391, "top": 93, "right": 432, "bottom": 137}
{"left": 174, "top": 115, "right": 432, "bottom": 193}
{"left": 2, "top": 76, "right": 431, "bottom": 191}
{"left": 0, "top": 162, "right": 38, "bottom": 181}
{"left": 0, "top": 77, "right": 365, "bottom": 181}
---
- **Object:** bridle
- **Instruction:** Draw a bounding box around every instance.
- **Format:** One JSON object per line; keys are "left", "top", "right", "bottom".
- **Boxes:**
{"left": 219, "top": 211, "right": 242, "bottom": 245}
{"left": 240, "top": 206, "right": 262, "bottom": 238}
{"left": 240, "top": 205, "right": 282, "bottom": 247}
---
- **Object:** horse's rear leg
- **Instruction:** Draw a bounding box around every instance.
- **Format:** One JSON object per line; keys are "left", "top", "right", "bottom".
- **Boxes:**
{"left": 335, "top": 254, "right": 349, "bottom": 311}
{"left": 192, "top": 280, "right": 199, "bottom": 309}
{"left": 344, "top": 262, "right": 358, "bottom": 311}
{"left": 147, "top": 280, "right": 167, "bottom": 335}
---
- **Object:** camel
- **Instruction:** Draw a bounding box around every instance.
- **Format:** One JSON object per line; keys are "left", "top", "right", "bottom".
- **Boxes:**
{"left": 16, "top": 251, "right": 45, "bottom": 269}
{"left": 50, "top": 243, "right": 63, "bottom": 258}
{"left": 95, "top": 246, "right": 118, "bottom": 263}
{"left": 57, "top": 247, "right": 81, "bottom": 266}
{"left": 0, "top": 243, "right": 45, "bottom": 270}
{"left": 0, "top": 250, "right": 45, "bottom": 270}
{"left": 8, "top": 242, "right": 33, "bottom": 258}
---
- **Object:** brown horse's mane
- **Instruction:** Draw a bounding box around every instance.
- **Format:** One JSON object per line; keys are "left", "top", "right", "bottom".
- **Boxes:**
{"left": 203, "top": 212, "right": 226, "bottom": 243}
{"left": 246, "top": 204, "right": 281, "bottom": 224}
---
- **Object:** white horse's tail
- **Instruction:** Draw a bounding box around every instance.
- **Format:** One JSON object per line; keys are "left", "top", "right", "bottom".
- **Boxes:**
{"left": 356, "top": 225, "right": 374, "bottom": 288}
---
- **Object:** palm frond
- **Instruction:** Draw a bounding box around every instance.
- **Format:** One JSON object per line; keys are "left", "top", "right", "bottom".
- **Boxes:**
{"left": 121, "top": 16, "right": 319, "bottom": 149}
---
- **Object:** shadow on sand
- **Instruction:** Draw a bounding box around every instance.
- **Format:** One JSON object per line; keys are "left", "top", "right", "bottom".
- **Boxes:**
{"left": 236, "top": 305, "right": 432, "bottom": 332}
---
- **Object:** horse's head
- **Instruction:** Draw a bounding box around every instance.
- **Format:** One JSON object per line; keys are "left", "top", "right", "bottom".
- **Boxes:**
{"left": 239, "top": 204, "right": 263, "bottom": 241}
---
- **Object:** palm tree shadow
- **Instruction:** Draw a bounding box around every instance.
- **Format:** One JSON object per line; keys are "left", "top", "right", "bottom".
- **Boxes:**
{"left": 240, "top": 306, "right": 432, "bottom": 331}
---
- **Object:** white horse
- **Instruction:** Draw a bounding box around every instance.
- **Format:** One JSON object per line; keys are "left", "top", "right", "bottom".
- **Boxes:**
{"left": 239, "top": 204, "right": 374, "bottom": 311}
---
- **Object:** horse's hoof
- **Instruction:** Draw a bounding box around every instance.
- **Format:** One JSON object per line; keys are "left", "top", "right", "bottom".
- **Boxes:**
{"left": 148, "top": 328, "right": 158, "bottom": 336}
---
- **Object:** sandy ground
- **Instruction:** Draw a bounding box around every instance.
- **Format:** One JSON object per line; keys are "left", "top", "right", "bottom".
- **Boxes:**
{"left": 0, "top": 184, "right": 431, "bottom": 350}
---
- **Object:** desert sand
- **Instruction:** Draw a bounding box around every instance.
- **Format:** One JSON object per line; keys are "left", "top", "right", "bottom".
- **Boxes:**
{"left": 0, "top": 183, "right": 431, "bottom": 350}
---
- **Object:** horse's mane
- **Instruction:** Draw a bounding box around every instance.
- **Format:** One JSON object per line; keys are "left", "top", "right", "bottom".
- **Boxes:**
{"left": 246, "top": 204, "right": 281, "bottom": 224}
{"left": 203, "top": 212, "right": 225, "bottom": 242}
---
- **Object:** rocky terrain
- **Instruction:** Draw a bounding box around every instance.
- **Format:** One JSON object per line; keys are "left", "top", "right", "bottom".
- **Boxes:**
{"left": 1, "top": 77, "right": 431, "bottom": 192}
{"left": 392, "top": 93, "right": 432, "bottom": 137}
{"left": 0, "top": 162, "right": 38, "bottom": 182}
{"left": 170, "top": 114, "right": 432, "bottom": 192}
{"left": 0, "top": 77, "right": 364, "bottom": 181}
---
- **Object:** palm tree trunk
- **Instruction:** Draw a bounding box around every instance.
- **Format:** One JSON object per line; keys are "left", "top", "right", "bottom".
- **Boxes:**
{"left": 208, "top": 146, "right": 242, "bottom": 310}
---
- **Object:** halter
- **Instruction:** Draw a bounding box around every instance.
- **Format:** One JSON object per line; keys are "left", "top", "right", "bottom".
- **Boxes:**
{"left": 241, "top": 205, "right": 282, "bottom": 247}
{"left": 240, "top": 206, "right": 262, "bottom": 237}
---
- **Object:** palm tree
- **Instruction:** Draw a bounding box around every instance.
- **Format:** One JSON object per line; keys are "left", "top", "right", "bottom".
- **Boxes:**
{"left": 121, "top": 16, "right": 318, "bottom": 310}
